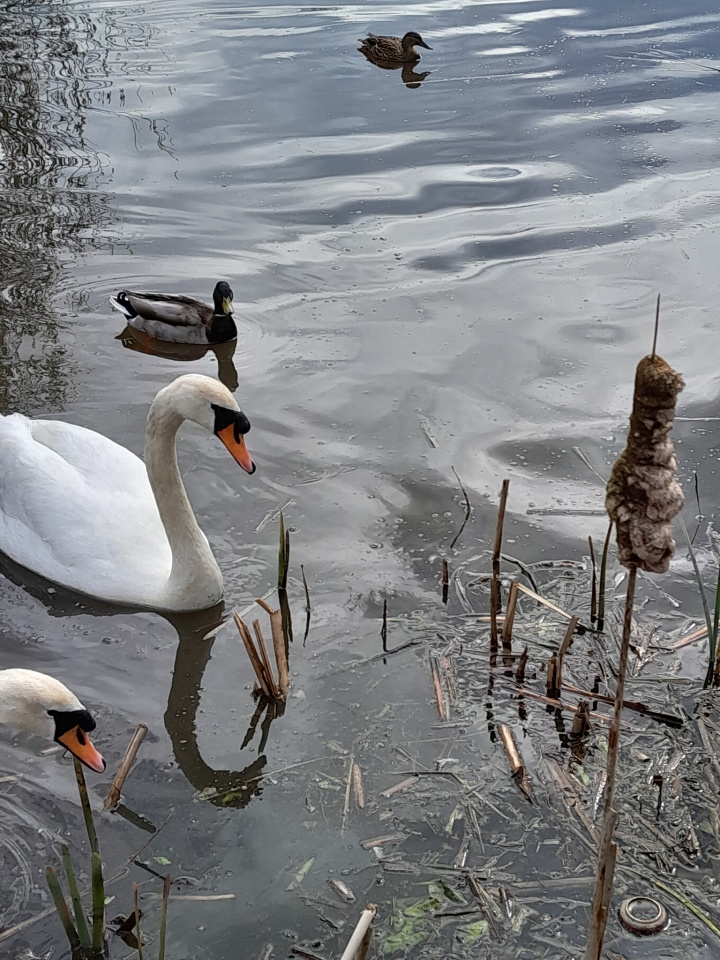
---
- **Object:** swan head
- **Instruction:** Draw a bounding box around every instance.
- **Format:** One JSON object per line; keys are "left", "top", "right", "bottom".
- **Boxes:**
{"left": 0, "top": 669, "right": 106, "bottom": 773}
{"left": 154, "top": 374, "right": 256, "bottom": 474}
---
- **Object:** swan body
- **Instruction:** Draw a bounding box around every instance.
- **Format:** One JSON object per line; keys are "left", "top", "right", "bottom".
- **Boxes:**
{"left": 0, "top": 375, "right": 256, "bottom": 612}
{"left": 358, "top": 31, "right": 431, "bottom": 62}
{"left": 110, "top": 281, "right": 237, "bottom": 345}
{"left": 0, "top": 669, "right": 105, "bottom": 772}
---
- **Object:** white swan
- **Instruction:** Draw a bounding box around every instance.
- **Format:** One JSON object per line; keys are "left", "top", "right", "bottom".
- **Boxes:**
{"left": 0, "top": 668, "right": 105, "bottom": 772}
{"left": 0, "top": 374, "right": 256, "bottom": 612}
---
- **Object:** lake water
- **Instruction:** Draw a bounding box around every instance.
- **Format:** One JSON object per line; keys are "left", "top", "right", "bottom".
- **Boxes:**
{"left": 1, "top": 0, "right": 719, "bottom": 956}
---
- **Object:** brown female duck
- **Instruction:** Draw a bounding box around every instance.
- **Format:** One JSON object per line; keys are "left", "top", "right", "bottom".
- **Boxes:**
{"left": 358, "top": 31, "right": 432, "bottom": 63}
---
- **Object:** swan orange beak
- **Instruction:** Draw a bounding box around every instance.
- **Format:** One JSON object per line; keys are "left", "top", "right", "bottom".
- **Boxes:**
{"left": 217, "top": 424, "right": 256, "bottom": 474}
{"left": 57, "top": 726, "right": 106, "bottom": 773}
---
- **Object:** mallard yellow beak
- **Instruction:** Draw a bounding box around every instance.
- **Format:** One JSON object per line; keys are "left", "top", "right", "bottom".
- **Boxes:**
{"left": 217, "top": 423, "right": 255, "bottom": 474}
{"left": 222, "top": 296, "right": 234, "bottom": 315}
{"left": 57, "top": 726, "right": 106, "bottom": 773}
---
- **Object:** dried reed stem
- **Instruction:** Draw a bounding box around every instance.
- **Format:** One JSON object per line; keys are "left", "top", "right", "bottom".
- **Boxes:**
{"left": 253, "top": 619, "right": 280, "bottom": 699}
{"left": 585, "top": 564, "right": 637, "bottom": 960}
{"left": 339, "top": 904, "right": 378, "bottom": 960}
{"left": 234, "top": 614, "right": 273, "bottom": 698}
{"left": 158, "top": 874, "right": 171, "bottom": 960}
{"left": 103, "top": 724, "right": 148, "bottom": 812}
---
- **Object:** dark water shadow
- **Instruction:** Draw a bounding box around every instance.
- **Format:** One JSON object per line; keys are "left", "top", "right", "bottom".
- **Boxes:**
{"left": 358, "top": 51, "right": 431, "bottom": 89}
{"left": 116, "top": 325, "right": 239, "bottom": 392}
{"left": 0, "top": 553, "right": 273, "bottom": 810}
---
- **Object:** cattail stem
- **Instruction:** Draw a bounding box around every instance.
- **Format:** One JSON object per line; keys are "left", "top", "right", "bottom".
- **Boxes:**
{"left": 585, "top": 564, "right": 637, "bottom": 959}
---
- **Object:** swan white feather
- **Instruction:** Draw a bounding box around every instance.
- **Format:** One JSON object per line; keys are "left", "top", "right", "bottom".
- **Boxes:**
{"left": 0, "top": 374, "right": 255, "bottom": 612}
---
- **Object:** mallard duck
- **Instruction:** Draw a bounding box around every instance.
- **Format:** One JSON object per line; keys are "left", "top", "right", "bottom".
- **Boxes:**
{"left": 0, "top": 374, "right": 256, "bottom": 612}
{"left": 0, "top": 669, "right": 105, "bottom": 772}
{"left": 358, "top": 31, "right": 431, "bottom": 63}
{"left": 110, "top": 281, "right": 237, "bottom": 345}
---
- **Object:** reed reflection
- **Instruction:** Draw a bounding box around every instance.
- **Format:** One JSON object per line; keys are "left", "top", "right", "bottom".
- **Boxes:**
{"left": 117, "top": 326, "right": 240, "bottom": 392}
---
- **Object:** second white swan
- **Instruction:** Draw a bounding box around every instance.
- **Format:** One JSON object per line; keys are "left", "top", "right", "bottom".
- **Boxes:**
{"left": 0, "top": 374, "right": 256, "bottom": 612}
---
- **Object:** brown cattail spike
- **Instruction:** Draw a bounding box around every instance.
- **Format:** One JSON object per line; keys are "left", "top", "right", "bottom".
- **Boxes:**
{"left": 606, "top": 354, "right": 684, "bottom": 573}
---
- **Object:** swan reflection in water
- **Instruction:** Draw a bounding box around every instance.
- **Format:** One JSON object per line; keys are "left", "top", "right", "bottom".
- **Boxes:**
{"left": 116, "top": 325, "right": 239, "bottom": 392}
{"left": 0, "top": 554, "right": 280, "bottom": 812}
{"left": 359, "top": 51, "right": 431, "bottom": 89}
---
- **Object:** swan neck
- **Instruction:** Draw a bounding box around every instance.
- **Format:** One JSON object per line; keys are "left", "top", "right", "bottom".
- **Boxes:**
{"left": 145, "top": 402, "right": 221, "bottom": 603}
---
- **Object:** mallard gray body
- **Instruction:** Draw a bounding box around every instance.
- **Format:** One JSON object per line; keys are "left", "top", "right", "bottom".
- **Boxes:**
{"left": 110, "top": 281, "right": 237, "bottom": 344}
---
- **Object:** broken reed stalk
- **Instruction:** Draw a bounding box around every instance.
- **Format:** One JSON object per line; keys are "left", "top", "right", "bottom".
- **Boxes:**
{"left": 490, "top": 479, "right": 511, "bottom": 650}
{"left": 381, "top": 596, "right": 388, "bottom": 649}
{"left": 597, "top": 521, "right": 612, "bottom": 632}
{"left": 235, "top": 613, "right": 274, "bottom": 699}
{"left": 253, "top": 618, "right": 280, "bottom": 699}
{"left": 554, "top": 615, "right": 580, "bottom": 695}
{"left": 588, "top": 535, "right": 597, "bottom": 624}
{"left": 338, "top": 904, "right": 378, "bottom": 960}
{"left": 158, "top": 875, "right": 171, "bottom": 960}
{"left": 104, "top": 723, "right": 149, "bottom": 812}
{"left": 442, "top": 558, "right": 449, "bottom": 605}
{"left": 352, "top": 763, "right": 365, "bottom": 809}
{"left": 255, "top": 597, "right": 290, "bottom": 697}
{"left": 497, "top": 723, "right": 532, "bottom": 801}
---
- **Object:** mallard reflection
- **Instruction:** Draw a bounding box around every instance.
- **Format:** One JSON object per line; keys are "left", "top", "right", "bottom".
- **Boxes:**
{"left": 116, "top": 325, "right": 239, "bottom": 392}
{"left": 359, "top": 51, "right": 431, "bottom": 89}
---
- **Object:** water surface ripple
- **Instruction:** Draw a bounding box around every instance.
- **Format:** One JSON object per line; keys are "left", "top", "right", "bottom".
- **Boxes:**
{"left": 0, "top": 0, "right": 719, "bottom": 954}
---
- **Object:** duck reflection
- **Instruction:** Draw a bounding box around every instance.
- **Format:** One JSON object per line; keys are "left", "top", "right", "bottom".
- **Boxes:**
{"left": 359, "top": 51, "right": 431, "bottom": 89}
{"left": 116, "top": 325, "right": 239, "bottom": 392}
{"left": 0, "top": 555, "right": 279, "bottom": 810}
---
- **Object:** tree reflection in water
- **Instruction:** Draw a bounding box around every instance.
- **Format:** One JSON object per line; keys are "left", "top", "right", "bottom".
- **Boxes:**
{"left": 0, "top": 4, "right": 129, "bottom": 413}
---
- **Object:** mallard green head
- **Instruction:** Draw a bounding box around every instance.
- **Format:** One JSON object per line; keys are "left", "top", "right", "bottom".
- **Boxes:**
{"left": 212, "top": 281, "right": 234, "bottom": 317}
{"left": 403, "top": 31, "right": 431, "bottom": 51}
